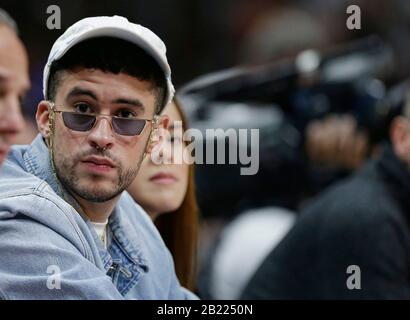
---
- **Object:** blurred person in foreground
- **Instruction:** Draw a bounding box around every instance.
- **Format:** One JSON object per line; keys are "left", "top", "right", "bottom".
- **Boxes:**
{"left": 128, "top": 97, "right": 198, "bottom": 291}
{"left": 0, "top": 9, "right": 29, "bottom": 164}
{"left": 242, "top": 87, "right": 410, "bottom": 299}
{"left": 0, "top": 16, "right": 197, "bottom": 299}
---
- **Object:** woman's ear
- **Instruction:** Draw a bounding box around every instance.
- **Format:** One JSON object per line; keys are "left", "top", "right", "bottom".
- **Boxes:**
{"left": 145, "top": 114, "right": 169, "bottom": 155}
{"left": 36, "top": 101, "right": 52, "bottom": 139}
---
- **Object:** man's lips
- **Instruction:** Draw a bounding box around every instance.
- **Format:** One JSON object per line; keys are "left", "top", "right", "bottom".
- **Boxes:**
{"left": 149, "top": 172, "right": 177, "bottom": 184}
{"left": 81, "top": 156, "right": 115, "bottom": 173}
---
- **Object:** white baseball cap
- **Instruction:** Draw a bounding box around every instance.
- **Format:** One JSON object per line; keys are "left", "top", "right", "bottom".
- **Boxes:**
{"left": 43, "top": 15, "right": 175, "bottom": 109}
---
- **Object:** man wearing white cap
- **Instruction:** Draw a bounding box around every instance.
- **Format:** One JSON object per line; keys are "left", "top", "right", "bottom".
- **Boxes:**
{"left": 0, "top": 16, "right": 197, "bottom": 299}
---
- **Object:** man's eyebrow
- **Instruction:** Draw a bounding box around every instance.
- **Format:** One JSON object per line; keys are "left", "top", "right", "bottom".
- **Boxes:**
{"left": 66, "top": 87, "right": 98, "bottom": 100}
{"left": 0, "top": 72, "right": 30, "bottom": 93}
{"left": 112, "top": 98, "right": 145, "bottom": 111}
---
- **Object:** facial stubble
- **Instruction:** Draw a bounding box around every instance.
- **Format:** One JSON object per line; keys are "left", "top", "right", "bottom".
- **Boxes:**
{"left": 51, "top": 134, "right": 147, "bottom": 203}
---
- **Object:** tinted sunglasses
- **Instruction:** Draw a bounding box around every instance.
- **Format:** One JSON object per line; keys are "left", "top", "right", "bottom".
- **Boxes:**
{"left": 49, "top": 104, "right": 157, "bottom": 136}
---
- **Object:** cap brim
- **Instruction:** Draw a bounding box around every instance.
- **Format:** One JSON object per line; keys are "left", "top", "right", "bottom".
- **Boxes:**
{"left": 44, "top": 25, "right": 173, "bottom": 108}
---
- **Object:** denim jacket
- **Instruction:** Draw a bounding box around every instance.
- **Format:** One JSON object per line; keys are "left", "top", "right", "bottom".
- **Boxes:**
{"left": 0, "top": 134, "right": 197, "bottom": 300}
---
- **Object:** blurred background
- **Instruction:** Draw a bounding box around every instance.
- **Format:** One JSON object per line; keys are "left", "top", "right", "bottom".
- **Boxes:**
{"left": 2, "top": 0, "right": 410, "bottom": 113}
{"left": 3, "top": 0, "right": 410, "bottom": 299}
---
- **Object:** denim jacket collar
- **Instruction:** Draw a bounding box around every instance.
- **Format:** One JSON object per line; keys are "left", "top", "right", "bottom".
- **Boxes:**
{"left": 23, "top": 134, "right": 85, "bottom": 216}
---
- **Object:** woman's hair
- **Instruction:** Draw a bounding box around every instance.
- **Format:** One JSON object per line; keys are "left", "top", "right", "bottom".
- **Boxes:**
{"left": 154, "top": 97, "right": 199, "bottom": 291}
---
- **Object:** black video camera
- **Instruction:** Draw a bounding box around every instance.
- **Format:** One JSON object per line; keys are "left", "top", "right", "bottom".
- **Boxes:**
{"left": 179, "top": 36, "right": 408, "bottom": 217}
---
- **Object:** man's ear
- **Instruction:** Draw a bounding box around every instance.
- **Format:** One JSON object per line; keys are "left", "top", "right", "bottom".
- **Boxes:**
{"left": 36, "top": 101, "right": 52, "bottom": 139}
{"left": 145, "top": 114, "right": 169, "bottom": 155}
{"left": 391, "top": 116, "right": 410, "bottom": 158}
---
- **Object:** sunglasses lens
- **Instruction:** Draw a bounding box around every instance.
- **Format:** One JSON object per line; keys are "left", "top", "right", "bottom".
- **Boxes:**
{"left": 62, "top": 113, "right": 95, "bottom": 131}
{"left": 112, "top": 118, "right": 147, "bottom": 136}
{"left": 60, "top": 111, "right": 147, "bottom": 136}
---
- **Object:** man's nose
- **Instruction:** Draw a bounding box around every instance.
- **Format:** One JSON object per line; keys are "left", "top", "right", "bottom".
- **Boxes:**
{"left": 87, "top": 116, "right": 115, "bottom": 151}
{"left": 0, "top": 96, "right": 25, "bottom": 143}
